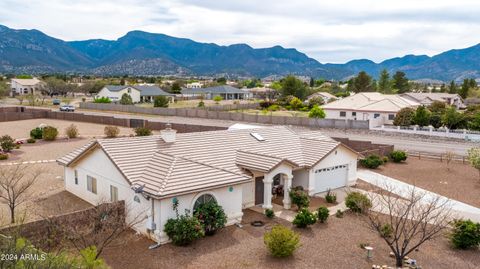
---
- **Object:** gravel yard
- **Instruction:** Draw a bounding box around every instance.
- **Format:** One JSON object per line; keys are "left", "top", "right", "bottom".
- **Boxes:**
{"left": 101, "top": 209, "right": 480, "bottom": 269}
{"left": 376, "top": 158, "right": 480, "bottom": 208}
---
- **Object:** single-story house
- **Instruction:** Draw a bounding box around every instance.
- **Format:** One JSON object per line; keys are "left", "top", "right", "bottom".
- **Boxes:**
{"left": 322, "top": 92, "right": 420, "bottom": 127}
{"left": 57, "top": 125, "right": 359, "bottom": 244}
{"left": 400, "top": 93, "right": 465, "bottom": 109}
{"left": 306, "top": 92, "right": 338, "bottom": 104}
{"left": 246, "top": 87, "right": 278, "bottom": 100}
{"left": 10, "top": 78, "right": 44, "bottom": 96}
{"left": 96, "top": 85, "right": 174, "bottom": 103}
{"left": 181, "top": 85, "right": 251, "bottom": 100}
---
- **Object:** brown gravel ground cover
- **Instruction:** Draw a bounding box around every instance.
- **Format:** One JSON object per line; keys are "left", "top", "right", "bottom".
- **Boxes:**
{"left": 101, "top": 209, "right": 480, "bottom": 269}
{"left": 375, "top": 158, "right": 480, "bottom": 208}
{"left": 272, "top": 195, "right": 335, "bottom": 211}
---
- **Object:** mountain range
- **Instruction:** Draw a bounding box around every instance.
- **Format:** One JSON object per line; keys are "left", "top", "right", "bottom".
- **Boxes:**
{"left": 1, "top": 24, "right": 480, "bottom": 82}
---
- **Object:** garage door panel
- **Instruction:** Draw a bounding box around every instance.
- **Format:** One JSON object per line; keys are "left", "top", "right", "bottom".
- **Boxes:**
{"left": 314, "top": 164, "right": 348, "bottom": 193}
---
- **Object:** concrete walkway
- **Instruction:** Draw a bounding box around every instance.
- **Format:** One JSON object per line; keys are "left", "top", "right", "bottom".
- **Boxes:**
{"left": 358, "top": 169, "right": 480, "bottom": 222}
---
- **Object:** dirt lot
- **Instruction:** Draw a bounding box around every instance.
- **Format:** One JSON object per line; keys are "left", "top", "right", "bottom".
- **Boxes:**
{"left": 376, "top": 158, "right": 480, "bottom": 208}
{"left": 101, "top": 209, "right": 479, "bottom": 269}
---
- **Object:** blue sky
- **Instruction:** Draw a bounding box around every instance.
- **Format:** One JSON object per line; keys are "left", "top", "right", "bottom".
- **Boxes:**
{"left": 1, "top": 0, "right": 480, "bottom": 63}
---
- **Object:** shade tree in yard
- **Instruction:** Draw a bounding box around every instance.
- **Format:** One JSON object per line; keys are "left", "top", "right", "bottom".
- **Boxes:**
{"left": 412, "top": 106, "right": 431, "bottom": 127}
{"left": 393, "top": 107, "right": 415, "bottom": 126}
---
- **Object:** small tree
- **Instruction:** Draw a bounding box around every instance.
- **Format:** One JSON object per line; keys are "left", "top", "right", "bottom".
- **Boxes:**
{"left": 65, "top": 124, "right": 79, "bottom": 139}
{"left": 393, "top": 107, "right": 415, "bottom": 126}
{"left": 308, "top": 105, "right": 326, "bottom": 118}
{"left": 213, "top": 95, "right": 223, "bottom": 104}
{"left": 365, "top": 183, "right": 452, "bottom": 267}
{"left": 0, "top": 135, "right": 15, "bottom": 152}
{"left": 467, "top": 147, "right": 480, "bottom": 179}
{"left": 264, "top": 225, "right": 300, "bottom": 257}
{"left": 171, "top": 82, "right": 182, "bottom": 94}
{"left": 0, "top": 164, "right": 41, "bottom": 223}
{"left": 153, "top": 96, "right": 169, "bottom": 108}
{"left": 442, "top": 107, "right": 465, "bottom": 129}
{"left": 413, "top": 106, "right": 431, "bottom": 127}
{"left": 119, "top": 93, "right": 133, "bottom": 105}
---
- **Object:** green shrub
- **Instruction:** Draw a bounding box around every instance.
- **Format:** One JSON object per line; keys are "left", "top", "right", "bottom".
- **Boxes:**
{"left": 119, "top": 93, "right": 133, "bottom": 105}
{"left": 380, "top": 224, "right": 393, "bottom": 238}
{"left": 0, "top": 135, "right": 15, "bottom": 152}
{"left": 450, "top": 219, "right": 480, "bottom": 249}
{"left": 30, "top": 127, "right": 43, "bottom": 139}
{"left": 164, "top": 201, "right": 204, "bottom": 246}
{"left": 325, "top": 189, "right": 337, "bottom": 203}
{"left": 264, "top": 225, "right": 300, "bottom": 257}
{"left": 259, "top": 100, "right": 275, "bottom": 109}
{"left": 308, "top": 105, "right": 326, "bottom": 118}
{"left": 389, "top": 150, "right": 408, "bottom": 163}
{"left": 193, "top": 200, "right": 227, "bottom": 235}
{"left": 134, "top": 126, "right": 152, "bottom": 136}
{"left": 65, "top": 124, "right": 79, "bottom": 139}
{"left": 104, "top": 126, "right": 120, "bottom": 138}
{"left": 382, "top": 156, "right": 389, "bottom": 163}
{"left": 289, "top": 97, "right": 303, "bottom": 110}
{"left": 335, "top": 209, "right": 344, "bottom": 218}
{"left": 213, "top": 95, "right": 223, "bottom": 104}
{"left": 154, "top": 96, "right": 169, "bottom": 108}
{"left": 293, "top": 208, "right": 317, "bottom": 228}
{"left": 198, "top": 100, "right": 205, "bottom": 108}
{"left": 317, "top": 207, "right": 329, "bottom": 223}
{"left": 93, "top": 96, "right": 111, "bottom": 103}
{"left": 265, "top": 208, "right": 275, "bottom": 218}
{"left": 289, "top": 188, "right": 310, "bottom": 209}
{"left": 42, "top": 126, "right": 58, "bottom": 141}
{"left": 0, "top": 153, "right": 8, "bottom": 160}
{"left": 360, "top": 154, "right": 384, "bottom": 169}
{"left": 27, "top": 138, "right": 36, "bottom": 143}
{"left": 345, "top": 192, "right": 372, "bottom": 213}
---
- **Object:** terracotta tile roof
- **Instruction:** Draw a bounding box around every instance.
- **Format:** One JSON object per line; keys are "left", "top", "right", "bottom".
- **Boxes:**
{"left": 57, "top": 126, "right": 356, "bottom": 198}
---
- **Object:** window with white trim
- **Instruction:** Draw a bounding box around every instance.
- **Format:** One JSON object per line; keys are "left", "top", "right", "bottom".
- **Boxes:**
{"left": 87, "top": 175, "right": 97, "bottom": 194}
{"left": 339, "top": 111, "right": 346, "bottom": 117}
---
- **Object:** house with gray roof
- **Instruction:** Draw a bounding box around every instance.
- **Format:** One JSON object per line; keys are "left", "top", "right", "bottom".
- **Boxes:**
{"left": 181, "top": 85, "right": 251, "bottom": 100}
{"left": 400, "top": 93, "right": 465, "bottom": 109}
{"left": 57, "top": 125, "right": 359, "bottom": 244}
{"left": 96, "top": 85, "right": 174, "bottom": 103}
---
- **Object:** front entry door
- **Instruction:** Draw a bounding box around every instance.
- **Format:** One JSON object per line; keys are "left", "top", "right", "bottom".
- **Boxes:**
{"left": 255, "top": 177, "right": 264, "bottom": 205}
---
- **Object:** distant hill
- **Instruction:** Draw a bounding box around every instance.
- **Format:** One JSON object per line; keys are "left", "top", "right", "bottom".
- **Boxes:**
{"left": 1, "top": 24, "right": 480, "bottom": 81}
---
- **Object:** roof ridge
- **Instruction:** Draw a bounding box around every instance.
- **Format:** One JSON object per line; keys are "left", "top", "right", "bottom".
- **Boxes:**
{"left": 158, "top": 155, "right": 177, "bottom": 193}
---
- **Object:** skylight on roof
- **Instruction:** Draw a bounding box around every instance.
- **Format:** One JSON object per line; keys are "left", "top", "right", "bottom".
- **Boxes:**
{"left": 250, "top": 132, "right": 265, "bottom": 141}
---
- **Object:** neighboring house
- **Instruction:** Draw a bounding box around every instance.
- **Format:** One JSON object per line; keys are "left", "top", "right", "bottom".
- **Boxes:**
{"left": 10, "top": 78, "right": 43, "bottom": 96}
{"left": 306, "top": 92, "right": 338, "bottom": 104}
{"left": 322, "top": 92, "right": 420, "bottom": 127}
{"left": 181, "top": 85, "right": 251, "bottom": 100}
{"left": 246, "top": 87, "right": 278, "bottom": 100}
{"left": 400, "top": 93, "right": 465, "bottom": 109}
{"left": 57, "top": 125, "right": 359, "bottom": 244}
{"left": 96, "top": 85, "right": 173, "bottom": 103}
{"left": 185, "top": 82, "right": 203, "bottom": 89}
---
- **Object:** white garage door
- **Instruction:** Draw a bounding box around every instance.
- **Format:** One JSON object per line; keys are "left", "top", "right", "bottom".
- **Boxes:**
{"left": 314, "top": 164, "right": 348, "bottom": 193}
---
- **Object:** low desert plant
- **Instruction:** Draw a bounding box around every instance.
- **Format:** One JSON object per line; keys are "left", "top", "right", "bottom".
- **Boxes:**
{"left": 213, "top": 95, "right": 223, "bottom": 104}
{"left": 389, "top": 150, "right": 408, "bottom": 163}
{"left": 308, "top": 105, "right": 326, "bottom": 118}
{"left": 450, "top": 219, "right": 480, "bottom": 249}
{"left": 345, "top": 192, "right": 372, "bottom": 213}
{"left": 0, "top": 153, "right": 8, "bottom": 160}
{"left": 0, "top": 135, "right": 15, "bottom": 152}
{"left": 26, "top": 138, "right": 36, "bottom": 144}
{"left": 292, "top": 208, "right": 317, "bottom": 228}
{"left": 335, "top": 209, "right": 344, "bottom": 218}
{"left": 29, "top": 127, "right": 43, "bottom": 139}
{"left": 104, "top": 126, "right": 120, "bottom": 138}
{"left": 134, "top": 126, "right": 152, "bottom": 136}
{"left": 42, "top": 126, "right": 58, "bottom": 141}
{"left": 289, "top": 188, "right": 310, "bottom": 209}
{"left": 193, "top": 200, "right": 227, "bottom": 235}
{"left": 317, "top": 207, "right": 329, "bottom": 223}
{"left": 265, "top": 208, "right": 275, "bottom": 218}
{"left": 380, "top": 224, "right": 393, "bottom": 238}
{"left": 93, "top": 96, "right": 111, "bottom": 103}
{"left": 264, "top": 225, "right": 300, "bottom": 257}
{"left": 65, "top": 124, "right": 79, "bottom": 139}
{"left": 198, "top": 100, "right": 205, "bottom": 108}
{"left": 325, "top": 189, "right": 337, "bottom": 203}
{"left": 360, "top": 154, "right": 384, "bottom": 169}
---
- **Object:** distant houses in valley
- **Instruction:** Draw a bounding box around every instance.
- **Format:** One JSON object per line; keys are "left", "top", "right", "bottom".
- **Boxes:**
{"left": 181, "top": 85, "right": 251, "bottom": 100}
{"left": 96, "top": 85, "right": 174, "bottom": 103}
{"left": 10, "top": 78, "right": 44, "bottom": 96}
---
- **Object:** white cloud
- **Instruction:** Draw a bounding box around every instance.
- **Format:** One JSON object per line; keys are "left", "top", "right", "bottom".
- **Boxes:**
{"left": 1, "top": 0, "right": 480, "bottom": 63}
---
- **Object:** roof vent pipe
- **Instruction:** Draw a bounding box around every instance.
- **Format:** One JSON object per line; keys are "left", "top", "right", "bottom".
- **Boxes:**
{"left": 161, "top": 123, "right": 177, "bottom": 143}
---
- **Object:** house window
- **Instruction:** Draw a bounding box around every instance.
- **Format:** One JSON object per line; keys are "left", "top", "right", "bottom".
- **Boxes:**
{"left": 374, "top": 113, "right": 381, "bottom": 119}
{"left": 193, "top": 194, "right": 216, "bottom": 212}
{"left": 74, "top": 170, "right": 78, "bottom": 185}
{"left": 388, "top": 114, "right": 395, "bottom": 120}
{"left": 339, "top": 111, "right": 346, "bottom": 117}
{"left": 87, "top": 175, "right": 97, "bottom": 194}
{"left": 352, "top": 112, "right": 356, "bottom": 116}
{"left": 110, "top": 185, "right": 118, "bottom": 202}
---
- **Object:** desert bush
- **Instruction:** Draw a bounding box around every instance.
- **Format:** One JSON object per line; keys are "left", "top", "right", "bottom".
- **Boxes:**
{"left": 308, "top": 105, "right": 326, "bottom": 118}
{"left": 293, "top": 208, "right": 317, "bottom": 228}
{"left": 389, "top": 150, "right": 407, "bottom": 163}
{"left": 359, "top": 154, "right": 384, "bottom": 169}
{"left": 265, "top": 208, "right": 275, "bottom": 218}
{"left": 380, "top": 224, "right": 393, "bottom": 238}
{"left": 289, "top": 97, "right": 303, "bottom": 110}
{"left": 104, "top": 126, "right": 120, "bottom": 138}
{"left": 325, "top": 189, "right": 337, "bottom": 203}
{"left": 26, "top": 138, "right": 36, "bottom": 143}
{"left": 0, "top": 153, "right": 8, "bottom": 160}
{"left": 198, "top": 100, "right": 205, "bottom": 108}
{"left": 0, "top": 135, "right": 15, "bottom": 152}
{"left": 153, "top": 96, "right": 169, "bottom": 108}
{"left": 42, "top": 126, "right": 58, "bottom": 141}
{"left": 30, "top": 127, "right": 43, "bottom": 139}
{"left": 193, "top": 200, "right": 227, "bottom": 235}
{"left": 134, "top": 127, "right": 152, "bottom": 136}
{"left": 450, "top": 219, "right": 480, "bottom": 249}
{"left": 65, "top": 124, "right": 79, "bottom": 139}
{"left": 335, "top": 209, "right": 344, "bottom": 218}
{"left": 213, "top": 95, "right": 223, "bottom": 104}
{"left": 264, "top": 225, "right": 300, "bottom": 257}
{"left": 345, "top": 192, "right": 372, "bottom": 213}
{"left": 93, "top": 97, "right": 111, "bottom": 103}
{"left": 289, "top": 188, "right": 310, "bottom": 209}
{"left": 317, "top": 207, "right": 329, "bottom": 223}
